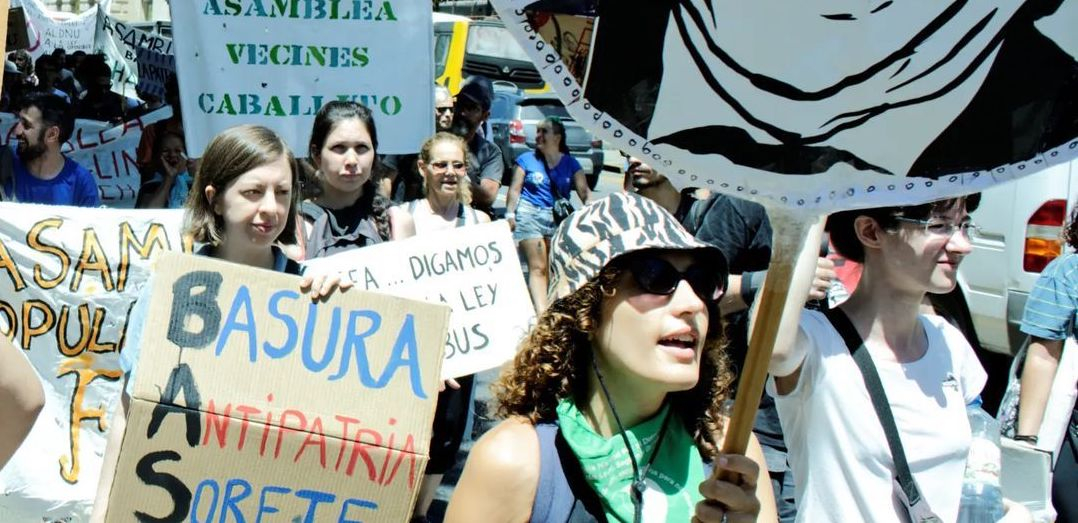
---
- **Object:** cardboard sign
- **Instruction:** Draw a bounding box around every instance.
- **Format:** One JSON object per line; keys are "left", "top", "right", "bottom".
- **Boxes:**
{"left": 104, "top": 252, "right": 449, "bottom": 522}
{"left": 11, "top": 0, "right": 100, "bottom": 59}
{"left": 304, "top": 221, "right": 535, "bottom": 379}
{"left": 135, "top": 45, "right": 175, "bottom": 99}
{"left": 493, "top": 0, "right": 1078, "bottom": 211}
{"left": 95, "top": 10, "right": 173, "bottom": 98}
{"left": 0, "top": 204, "right": 187, "bottom": 521}
{"left": 0, "top": 107, "right": 172, "bottom": 208}
{"left": 7, "top": 6, "right": 29, "bottom": 51}
{"left": 169, "top": 0, "right": 434, "bottom": 157}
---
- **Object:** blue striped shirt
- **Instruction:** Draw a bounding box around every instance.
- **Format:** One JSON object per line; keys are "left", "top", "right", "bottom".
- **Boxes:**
{"left": 1020, "top": 252, "right": 1078, "bottom": 341}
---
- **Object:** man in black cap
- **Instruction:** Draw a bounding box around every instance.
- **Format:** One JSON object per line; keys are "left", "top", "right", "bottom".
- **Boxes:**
{"left": 451, "top": 75, "right": 504, "bottom": 216}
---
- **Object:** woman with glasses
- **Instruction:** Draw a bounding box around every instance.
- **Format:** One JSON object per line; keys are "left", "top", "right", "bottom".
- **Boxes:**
{"left": 400, "top": 131, "right": 488, "bottom": 523}
{"left": 447, "top": 192, "right": 776, "bottom": 523}
{"left": 505, "top": 116, "right": 591, "bottom": 313}
{"left": 766, "top": 195, "right": 1027, "bottom": 522}
{"left": 404, "top": 132, "right": 489, "bottom": 233}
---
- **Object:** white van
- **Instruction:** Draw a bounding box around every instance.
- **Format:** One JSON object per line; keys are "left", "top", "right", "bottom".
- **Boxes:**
{"left": 948, "top": 159, "right": 1077, "bottom": 356}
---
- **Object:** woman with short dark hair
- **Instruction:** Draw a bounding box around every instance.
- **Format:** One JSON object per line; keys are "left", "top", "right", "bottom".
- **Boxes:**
{"left": 768, "top": 195, "right": 1023, "bottom": 522}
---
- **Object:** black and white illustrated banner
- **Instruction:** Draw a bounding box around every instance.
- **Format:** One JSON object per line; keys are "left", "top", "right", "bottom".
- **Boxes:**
{"left": 492, "top": 0, "right": 1078, "bottom": 210}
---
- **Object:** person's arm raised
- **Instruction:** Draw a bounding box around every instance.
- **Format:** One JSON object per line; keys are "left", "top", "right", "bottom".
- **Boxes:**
{"left": 445, "top": 418, "right": 540, "bottom": 523}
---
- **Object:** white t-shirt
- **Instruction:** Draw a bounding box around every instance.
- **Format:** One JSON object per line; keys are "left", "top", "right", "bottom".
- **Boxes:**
{"left": 768, "top": 310, "right": 987, "bottom": 523}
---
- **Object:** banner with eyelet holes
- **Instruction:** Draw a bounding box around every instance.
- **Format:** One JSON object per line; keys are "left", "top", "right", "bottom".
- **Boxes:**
{"left": 491, "top": 0, "right": 1078, "bottom": 211}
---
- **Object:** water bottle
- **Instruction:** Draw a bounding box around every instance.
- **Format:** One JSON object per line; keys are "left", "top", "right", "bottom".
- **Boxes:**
{"left": 957, "top": 398, "right": 1005, "bottom": 523}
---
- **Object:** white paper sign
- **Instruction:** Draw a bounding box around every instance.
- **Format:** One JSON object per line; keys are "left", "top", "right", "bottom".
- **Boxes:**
{"left": 13, "top": 0, "right": 102, "bottom": 59}
{"left": 0, "top": 204, "right": 187, "bottom": 522}
{"left": 95, "top": 10, "right": 174, "bottom": 98}
{"left": 303, "top": 221, "right": 535, "bottom": 379}
{"left": 170, "top": 0, "right": 434, "bottom": 157}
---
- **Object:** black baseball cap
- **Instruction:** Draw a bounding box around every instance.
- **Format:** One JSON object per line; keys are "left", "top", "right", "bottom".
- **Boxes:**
{"left": 457, "top": 75, "right": 493, "bottom": 112}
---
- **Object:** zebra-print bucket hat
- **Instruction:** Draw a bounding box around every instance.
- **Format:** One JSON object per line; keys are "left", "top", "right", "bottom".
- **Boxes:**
{"left": 547, "top": 192, "right": 724, "bottom": 303}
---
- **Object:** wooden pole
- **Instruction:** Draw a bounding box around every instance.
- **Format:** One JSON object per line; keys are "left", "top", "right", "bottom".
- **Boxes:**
{"left": 0, "top": 0, "right": 10, "bottom": 100}
{"left": 719, "top": 208, "right": 826, "bottom": 460}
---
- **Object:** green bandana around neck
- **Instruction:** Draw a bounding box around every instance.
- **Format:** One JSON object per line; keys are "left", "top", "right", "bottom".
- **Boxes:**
{"left": 556, "top": 398, "right": 706, "bottom": 522}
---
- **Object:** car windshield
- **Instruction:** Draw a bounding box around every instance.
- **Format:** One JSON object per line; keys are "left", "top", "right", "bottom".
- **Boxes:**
{"left": 491, "top": 95, "right": 517, "bottom": 120}
{"left": 466, "top": 24, "right": 531, "bottom": 62}
{"left": 434, "top": 24, "right": 454, "bottom": 77}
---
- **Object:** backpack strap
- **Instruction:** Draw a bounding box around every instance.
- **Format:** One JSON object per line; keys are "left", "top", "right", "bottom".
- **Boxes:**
{"left": 822, "top": 308, "right": 942, "bottom": 523}
{"left": 531, "top": 423, "right": 605, "bottom": 523}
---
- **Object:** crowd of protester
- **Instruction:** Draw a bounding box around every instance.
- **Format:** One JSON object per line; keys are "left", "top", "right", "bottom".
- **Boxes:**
{"left": 0, "top": 41, "right": 1074, "bottom": 523}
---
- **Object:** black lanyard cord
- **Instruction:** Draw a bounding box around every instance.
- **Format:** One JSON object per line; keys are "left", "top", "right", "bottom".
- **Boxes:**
{"left": 590, "top": 356, "right": 673, "bottom": 523}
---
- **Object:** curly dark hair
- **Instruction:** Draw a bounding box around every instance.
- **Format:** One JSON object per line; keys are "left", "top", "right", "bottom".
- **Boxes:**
{"left": 494, "top": 266, "right": 733, "bottom": 459}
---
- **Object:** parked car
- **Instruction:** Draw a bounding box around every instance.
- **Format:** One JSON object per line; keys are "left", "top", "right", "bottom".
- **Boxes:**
{"left": 433, "top": 15, "right": 549, "bottom": 95}
{"left": 489, "top": 89, "right": 604, "bottom": 190}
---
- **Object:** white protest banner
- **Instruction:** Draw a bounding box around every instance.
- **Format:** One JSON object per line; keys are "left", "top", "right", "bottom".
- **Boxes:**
{"left": 0, "top": 203, "right": 188, "bottom": 521}
{"left": 135, "top": 46, "right": 175, "bottom": 99}
{"left": 12, "top": 0, "right": 102, "bottom": 59}
{"left": 0, "top": 106, "right": 172, "bottom": 207}
{"left": 170, "top": 0, "right": 434, "bottom": 156}
{"left": 102, "top": 252, "right": 448, "bottom": 522}
{"left": 304, "top": 221, "right": 534, "bottom": 379}
{"left": 95, "top": 10, "right": 173, "bottom": 98}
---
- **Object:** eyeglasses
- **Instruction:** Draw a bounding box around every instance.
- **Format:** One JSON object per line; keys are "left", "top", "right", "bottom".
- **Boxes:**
{"left": 893, "top": 216, "right": 981, "bottom": 238}
{"left": 435, "top": 106, "right": 454, "bottom": 114}
{"left": 430, "top": 160, "right": 466, "bottom": 173}
{"left": 624, "top": 255, "right": 725, "bottom": 302}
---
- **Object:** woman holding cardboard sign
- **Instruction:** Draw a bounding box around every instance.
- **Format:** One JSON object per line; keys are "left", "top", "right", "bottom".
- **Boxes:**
{"left": 93, "top": 125, "right": 350, "bottom": 520}
{"left": 300, "top": 101, "right": 415, "bottom": 259}
{"left": 446, "top": 192, "right": 775, "bottom": 523}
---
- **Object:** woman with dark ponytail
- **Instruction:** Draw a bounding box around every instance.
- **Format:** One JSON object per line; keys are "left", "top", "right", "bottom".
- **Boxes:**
{"left": 301, "top": 101, "right": 414, "bottom": 258}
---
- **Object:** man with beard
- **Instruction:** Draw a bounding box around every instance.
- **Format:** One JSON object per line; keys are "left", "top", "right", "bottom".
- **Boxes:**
{"left": 623, "top": 153, "right": 713, "bottom": 232}
{"left": 0, "top": 93, "right": 99, "bottom": 206}
{"left": 451, "top": 75, "right": 503, "bottom": 216}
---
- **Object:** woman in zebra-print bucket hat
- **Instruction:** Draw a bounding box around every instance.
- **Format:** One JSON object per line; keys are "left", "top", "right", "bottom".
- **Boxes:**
{"left": 447, "top": 192, "right": 776, "bottom": 522}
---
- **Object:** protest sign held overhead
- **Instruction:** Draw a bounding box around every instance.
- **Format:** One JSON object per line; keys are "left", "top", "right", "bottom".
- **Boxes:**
{"left": 11, "top": 0, "right": 101, "bottom": 58}
{"left": 493, "top": 0, "right": 1078, "bottom": 211}
{"left": 102, "top": 252, "right": 449, "bottom": 522}
{"left": 7, "top": 6, "right": 29, "bottom": 51}
{"left": 170, "top": 0, "right": 434, "bottom": 156}
{"left": 304, "top": 221, "right": 534, "bottom": 379}
{"left": 0, "top": 204, "right": 188, "bottom": 521}
{"left": 136, "top": 45, "right": 176, "bottom": 99}
{"left": 95, "top": 10, "right": 174, "bottom": 98}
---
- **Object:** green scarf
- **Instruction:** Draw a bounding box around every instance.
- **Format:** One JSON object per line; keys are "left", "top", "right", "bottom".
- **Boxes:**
{"left": 556, "top": 398, "right": 706, "bottom": 522}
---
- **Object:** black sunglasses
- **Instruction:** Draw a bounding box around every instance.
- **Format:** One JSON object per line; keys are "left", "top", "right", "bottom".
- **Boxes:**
{"left": 623, "top": 255, "right": 726, "bottom": 302}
